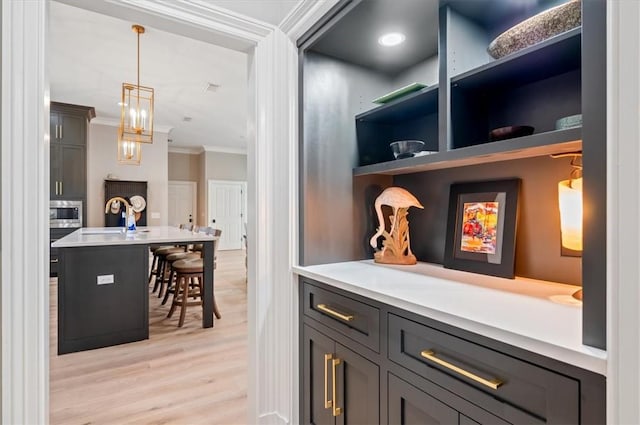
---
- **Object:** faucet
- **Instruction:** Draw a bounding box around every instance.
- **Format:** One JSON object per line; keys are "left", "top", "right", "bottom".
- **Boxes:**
{"left": 105, "top": 196, "right": 133, "bottom": 227}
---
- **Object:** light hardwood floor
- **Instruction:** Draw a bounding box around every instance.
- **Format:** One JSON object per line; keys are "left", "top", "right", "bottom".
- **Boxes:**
{"left": 50, "top": 250, "right": 248, "bottom": 425}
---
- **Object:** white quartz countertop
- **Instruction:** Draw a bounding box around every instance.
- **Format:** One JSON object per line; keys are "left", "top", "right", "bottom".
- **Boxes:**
{"left": 52, "top": 226, "right": 216, "bottom": 248}
{"left": 293, "top": 260, "right": 607, "bottom": 375}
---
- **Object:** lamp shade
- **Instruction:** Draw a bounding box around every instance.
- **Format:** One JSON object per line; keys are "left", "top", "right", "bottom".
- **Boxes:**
{"left": 558, "top": 177, "right": 582, "bottom": 252}
{"left": 119, "top": 83, "right": 154, "bottom": 144}
{"left": 117, "top": 137, "right": 142, "bottom": 165}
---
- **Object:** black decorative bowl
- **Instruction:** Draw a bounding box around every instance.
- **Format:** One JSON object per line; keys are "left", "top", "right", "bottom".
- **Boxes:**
{"left": 489, "top": 126, "right": 534, "bottom": 142}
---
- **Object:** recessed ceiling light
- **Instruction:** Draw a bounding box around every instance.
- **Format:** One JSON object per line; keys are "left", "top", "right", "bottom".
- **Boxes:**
{"left": 378, "top": 32, "right": 406, "bottom": 47}
{"left": 204, "top": 82, "right": 220, "bottom": 93}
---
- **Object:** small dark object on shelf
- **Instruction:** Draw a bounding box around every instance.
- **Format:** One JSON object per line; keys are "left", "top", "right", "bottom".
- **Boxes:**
{"left": 489, "top": 126, "right": 534, "bottom": 142}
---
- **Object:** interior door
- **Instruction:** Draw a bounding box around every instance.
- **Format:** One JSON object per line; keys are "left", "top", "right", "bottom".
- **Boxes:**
{"left": 168, "top": 181, "right": 197, "bottom": 227}
{"left": 208, "top": 180, "right": 244, "bottom": 250}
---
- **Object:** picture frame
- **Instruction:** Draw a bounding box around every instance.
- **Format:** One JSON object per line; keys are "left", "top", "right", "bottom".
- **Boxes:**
{"left": 443, "top": 179, "right": 521, "bottom": 279}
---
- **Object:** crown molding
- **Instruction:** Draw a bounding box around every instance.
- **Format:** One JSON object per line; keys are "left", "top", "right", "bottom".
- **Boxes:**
{"left": 90, "top": 116, "right": 174, "bottom": 134}
{"left": 201, "top": 145, "right": 247, "bottom": 155}
{"left": 168, "top": 146, "right": 201, "bottom": 154}
{"left": 280, "top": 0, "right": 341, "bottom": 41}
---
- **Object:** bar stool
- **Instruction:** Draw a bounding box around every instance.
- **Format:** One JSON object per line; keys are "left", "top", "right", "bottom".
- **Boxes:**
{"left": 159, "top": 249, "right": 201, "bottom": 300}
{"left": 149, "top": 224, "right": 194, "bottom": 293}
{"left": 162, "top": 227, "right": 219, "bottom": 305}
{"left": 166, "top": 229, "right": 222, "bottom": 327}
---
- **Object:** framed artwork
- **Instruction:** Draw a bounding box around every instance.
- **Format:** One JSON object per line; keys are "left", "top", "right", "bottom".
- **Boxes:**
{"left": 444, "top": 179, "right": 521, "bottom": 278}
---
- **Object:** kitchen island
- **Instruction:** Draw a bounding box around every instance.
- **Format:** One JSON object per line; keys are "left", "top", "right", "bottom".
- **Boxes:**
{"left": 52, "top": 226, "right": 216, "bottom": 354}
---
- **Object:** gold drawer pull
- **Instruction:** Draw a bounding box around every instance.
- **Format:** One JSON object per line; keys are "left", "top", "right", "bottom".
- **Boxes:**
{"left": 316, "top": 304, "right": 354, "bottom": 322}
{"left": 332, "top": 358, "right": 342, "bottom": 416}
{"left": 324, "top": 353, "right": 333, "bottom": 409}
{"left": 420, "top": 350, "right": 503, "bottom": 390}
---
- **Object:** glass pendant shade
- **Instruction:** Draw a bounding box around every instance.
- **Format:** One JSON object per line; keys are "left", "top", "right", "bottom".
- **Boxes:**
{"left": 119, "top": 83, "right": 154, "bottom": 144}
{"left": 117, "top": 137, "right": 142, "bottom": 165}
{"left": 558, "top": 176, "right": 582, "bottom": 252}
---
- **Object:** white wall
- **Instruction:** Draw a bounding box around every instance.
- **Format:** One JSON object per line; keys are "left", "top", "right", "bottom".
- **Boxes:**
{"left": 86, "top": 123, "right": 168, "bottom": 227}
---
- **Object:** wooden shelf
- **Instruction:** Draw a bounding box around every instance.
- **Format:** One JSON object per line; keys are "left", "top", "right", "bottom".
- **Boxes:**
{"left": 451, "top": 27, "right": 581, "bottom": 91}
{"left": 353, "top": 127, "right": 581, "bottom": 176}
{"left": 356, "top": 85, "right": 438, "bottom": 123}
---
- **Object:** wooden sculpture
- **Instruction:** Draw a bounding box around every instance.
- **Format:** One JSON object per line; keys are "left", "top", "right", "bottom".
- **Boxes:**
{"left": 369, "top": 187, "right": 424, "bottom": 265}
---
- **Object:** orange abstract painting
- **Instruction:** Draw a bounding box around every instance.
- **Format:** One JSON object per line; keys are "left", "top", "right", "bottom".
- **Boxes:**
{"left": 460, "top": 202, "right": 499, "bottom": 254}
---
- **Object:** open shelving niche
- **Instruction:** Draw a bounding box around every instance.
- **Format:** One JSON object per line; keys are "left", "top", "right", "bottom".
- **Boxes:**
{"left": 300, "top": 0, "right": 606, "bottom": 349}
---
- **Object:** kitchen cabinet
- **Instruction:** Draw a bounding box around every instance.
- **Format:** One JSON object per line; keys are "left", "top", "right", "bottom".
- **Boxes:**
{"left": 302, "top": 324, "right": 379, "bottom": 425}
{"left": 49, "top": 102, "right": 94, "bottom": 201}
{"left": 299, "top": 0, "right": 606, "bottom": 351}
{"left": 300, "top": 278, "right": 605, "bottom": 425}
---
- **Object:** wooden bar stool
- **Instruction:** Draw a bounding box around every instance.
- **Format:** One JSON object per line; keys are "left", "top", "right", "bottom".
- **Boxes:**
{"left": 167, "top": 258, "right": 222, "bottom": 327}
{"left": 150, "top": 223, "right": 194, "bottom": 293}
{"left": 160, "top": 250, "right": 201, "bottom": 301}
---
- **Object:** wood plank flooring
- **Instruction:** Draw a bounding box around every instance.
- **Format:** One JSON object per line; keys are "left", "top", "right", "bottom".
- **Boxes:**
{"left": 50, "top": 249, "right": 248, "bottom": 425}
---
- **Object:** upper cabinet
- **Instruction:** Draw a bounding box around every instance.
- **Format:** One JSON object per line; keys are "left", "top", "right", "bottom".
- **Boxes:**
{"left": 50, "top": 102, "right": 94, "bottom": 200}
{"left": 299, "top": 0, "right": 606, "bottom": 349}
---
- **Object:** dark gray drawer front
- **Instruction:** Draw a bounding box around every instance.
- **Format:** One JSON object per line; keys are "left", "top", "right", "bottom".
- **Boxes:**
{"left": 303, "top": 281, "right": 380, "bottom": 352}
{"left": 388, "top": 313, "right": 579, "bottom": 424}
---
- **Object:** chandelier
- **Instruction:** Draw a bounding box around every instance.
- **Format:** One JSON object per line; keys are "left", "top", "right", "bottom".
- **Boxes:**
{"left": 118, "top": 24, "right": 154, "bottom": 164}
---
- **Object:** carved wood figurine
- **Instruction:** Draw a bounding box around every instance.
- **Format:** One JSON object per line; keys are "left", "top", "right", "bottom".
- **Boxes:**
{"left": 370, "top": 187, "right": 424, "bottom": 265}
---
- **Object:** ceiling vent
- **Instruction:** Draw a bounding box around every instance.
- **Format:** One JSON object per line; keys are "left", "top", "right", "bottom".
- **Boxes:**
{"left": 204, "top": 82, "right": 220, "bottom": 93}
{"left": 183, "top": 116, "right": 192, "bottom": 122}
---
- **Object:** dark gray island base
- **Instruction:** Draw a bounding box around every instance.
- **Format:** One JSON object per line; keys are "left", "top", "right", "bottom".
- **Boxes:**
{"left": 58, "top": 245, "right": 149, "bottom": 354}
{"left": 53, "top": 227, "right": 215, "bottom": 355}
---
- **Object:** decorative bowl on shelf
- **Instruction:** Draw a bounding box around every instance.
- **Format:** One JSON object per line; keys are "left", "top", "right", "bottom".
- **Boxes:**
{"left": 555, "top": 114, "right": 582, "bottom": 130}
{"left": 373, "top": 82, "right": 427, "bottom": 104}
{"left": 390, "top": 140, "right": 425, "bottom": 159}
{"left": 489, "top": 126, "right": 534, "bottom": 142}
{"left": 487, "top": 0, "right": 581, "bottom": 59}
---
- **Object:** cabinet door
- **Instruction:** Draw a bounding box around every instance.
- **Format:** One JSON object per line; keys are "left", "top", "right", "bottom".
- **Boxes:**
{"left": 50, "top": 112, "right": 60, "bottom": 143}
{"left": 335, "top": 342, "right": 379, "bottom": 425}
{"left": 60, "top": 144, "right": 86, "bottom": 198}
{"left": 303, "top": 324, "right": 337, "bottom": 425}
{"left": 388, "top": 374, "right": 458, "bottom": 425}
{"left": 50, "top": 145, "right": 61, "bottom": 199}
{"left": 58, "top": 112, "right": 86, "bottom": 145}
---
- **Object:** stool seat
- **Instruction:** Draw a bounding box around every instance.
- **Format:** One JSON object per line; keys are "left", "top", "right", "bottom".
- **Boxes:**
{"left": 150, "top": 244, "right": 173, "bottom": 253}
{"left": 172, "top": 258, "right": 203, "bottom": 273}
{"left": 155, "top": 246, "right": 185, "bottom": 256}
{"left": 166, "top": 252, "right": 200, "bottom": 262}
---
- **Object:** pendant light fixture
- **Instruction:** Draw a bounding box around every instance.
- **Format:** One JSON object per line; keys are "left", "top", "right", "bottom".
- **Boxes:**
{"left": 118, "top": 24, "right": 154, "bottom": 164}
{"left": 117, "top": 137, "right": 142, "bottom": 165}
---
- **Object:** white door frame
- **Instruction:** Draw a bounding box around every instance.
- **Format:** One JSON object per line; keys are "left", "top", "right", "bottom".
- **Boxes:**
{"left": 1, "top": 1, "right": 338, "bottom": 424}
{"left": 168, "top": 180, "right": 197, "bottom": 226}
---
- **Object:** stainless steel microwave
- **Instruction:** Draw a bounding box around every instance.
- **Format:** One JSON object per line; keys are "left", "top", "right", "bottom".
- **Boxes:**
{"left": 50, "top": 200, "right": 82, "bottom": 228}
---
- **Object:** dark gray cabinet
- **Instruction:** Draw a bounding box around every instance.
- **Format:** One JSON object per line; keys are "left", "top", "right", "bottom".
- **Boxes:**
{"left": 300, "top": 279, "right": 605, "bottom": 425}
{"left": 303, "top": 323, "right": 380, "bottom": 425}
{"left": 49, "top": 102, "right": 94, "bottom": 277}
{"left": 49, "top": 102, "right": 93, "bottom": 201}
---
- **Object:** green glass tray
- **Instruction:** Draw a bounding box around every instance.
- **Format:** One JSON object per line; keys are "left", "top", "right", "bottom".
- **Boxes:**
{"left": 372, "top": 82, "right": 427, "bottom": 104}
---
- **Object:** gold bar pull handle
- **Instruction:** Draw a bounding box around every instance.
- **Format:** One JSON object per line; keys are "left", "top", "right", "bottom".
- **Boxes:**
{"left": 420, "top": 350, "right": 503, "bottom": 390}
{"left": 324, "top": 354, "right": 333, "bottom": 409}
{"left": 316, "top": 303, "right": 354, "bottom": 322}
{"left": 332, "top": 358, "right": 342, "bottom": 417}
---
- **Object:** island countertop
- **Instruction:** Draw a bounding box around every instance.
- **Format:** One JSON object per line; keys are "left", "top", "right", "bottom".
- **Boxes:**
{"left": 52, "top": 226, "right": 215, "bottom": 248}
{"left": 293, "top": 260, "right": 607, "bottom": 376}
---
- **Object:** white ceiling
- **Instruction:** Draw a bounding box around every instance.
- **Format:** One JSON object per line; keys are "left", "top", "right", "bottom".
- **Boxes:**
{"left": 48, "top": 1, "right": 299, "bottom": 152}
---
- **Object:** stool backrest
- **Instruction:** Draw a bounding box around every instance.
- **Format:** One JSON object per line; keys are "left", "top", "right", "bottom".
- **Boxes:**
{"left": 179, "top": 223, "right": 194, "bottom": 231}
